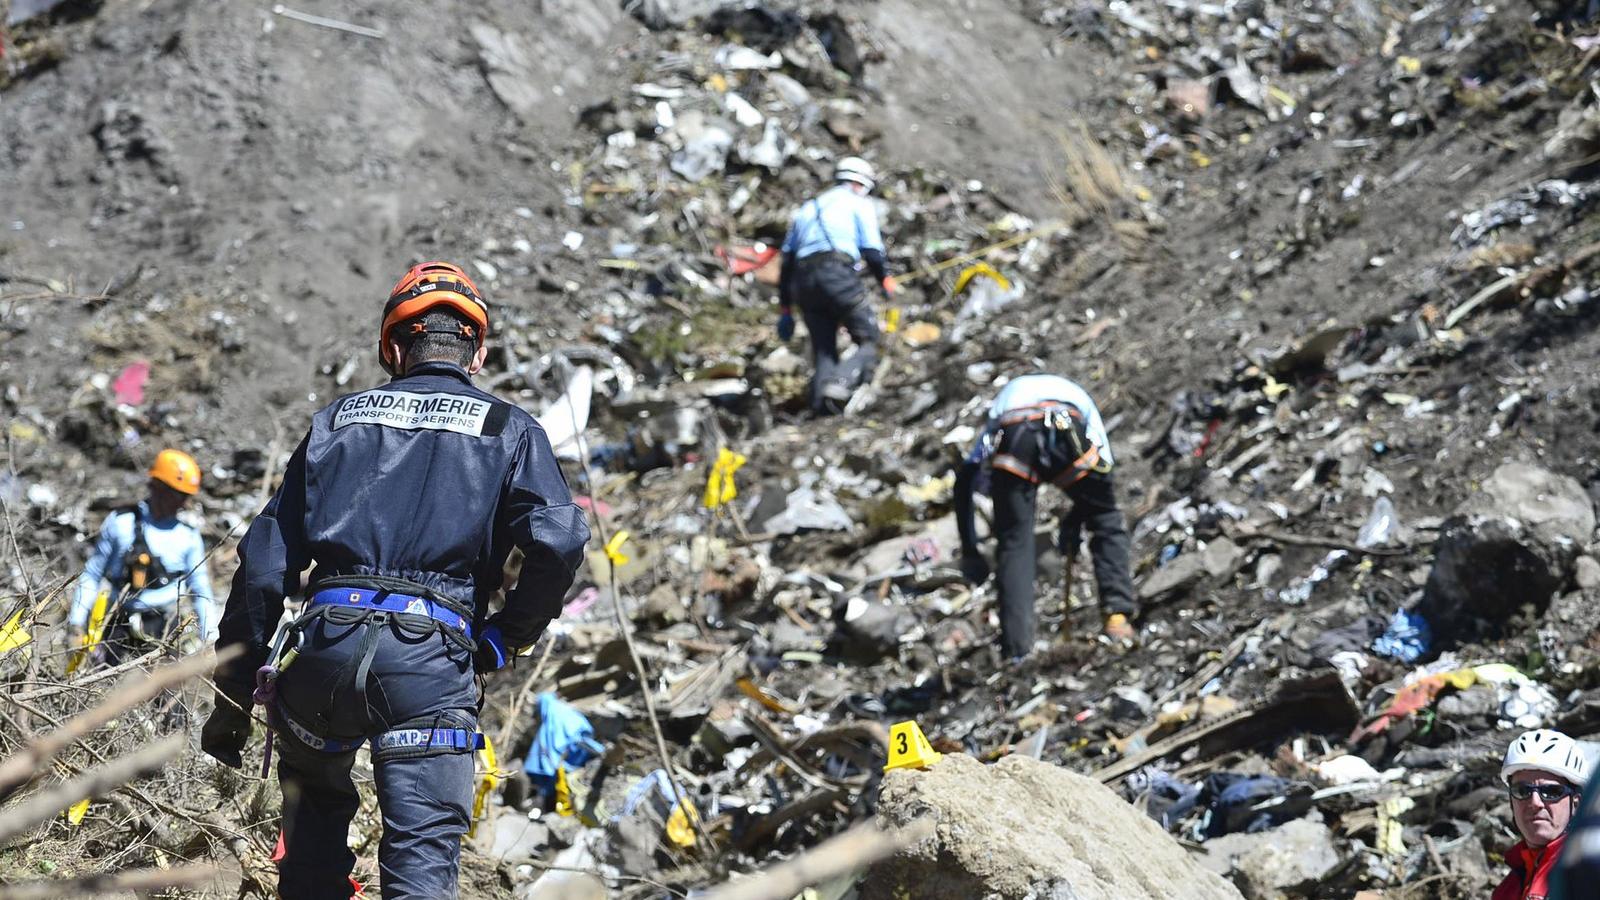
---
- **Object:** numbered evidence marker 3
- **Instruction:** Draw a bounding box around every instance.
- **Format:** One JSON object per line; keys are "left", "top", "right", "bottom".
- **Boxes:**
{"left": 884, "top": 720, "right": 943, "bottom": 772}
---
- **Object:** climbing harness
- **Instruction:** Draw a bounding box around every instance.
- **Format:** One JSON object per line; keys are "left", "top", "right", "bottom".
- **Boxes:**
{"left": 990, "top": 402, "right": 1113, "bottom": 489}
{"left": 250, "top": 576, "right": 488, "bottom": 766}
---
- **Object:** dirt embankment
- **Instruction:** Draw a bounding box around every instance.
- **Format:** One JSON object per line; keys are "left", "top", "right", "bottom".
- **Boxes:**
{"left": 5, "top": 0, "right": 1600, "bottom": 897}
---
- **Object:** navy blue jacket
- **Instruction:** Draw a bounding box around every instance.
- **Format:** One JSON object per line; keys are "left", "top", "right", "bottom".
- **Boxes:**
{"left": 215, "top": 361, "right": 589, "bottom": 701}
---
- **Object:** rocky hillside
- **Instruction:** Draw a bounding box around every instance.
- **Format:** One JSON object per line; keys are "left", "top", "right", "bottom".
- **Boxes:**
{"left": 4, "top": 0, "right": 1600, "bottom": 896}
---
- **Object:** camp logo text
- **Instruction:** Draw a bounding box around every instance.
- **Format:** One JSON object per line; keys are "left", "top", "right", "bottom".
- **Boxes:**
{"left": 333, "top": 389, "right": 490, "bottom": 436}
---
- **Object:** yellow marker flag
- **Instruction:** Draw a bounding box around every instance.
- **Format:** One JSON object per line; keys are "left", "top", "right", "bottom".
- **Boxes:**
{"left": 554, "top": 766, "right": 576, "bottom": 818}
{"left": 603, "top": 531, "right": 631, "bottom": 567}
{"left": 884, "top": 307, "right": 901, "bottom": 334}
{"left": 666, "top": 799, "right": 698, "bottom": 847}
{"left": 702, "top": 447, "right": 747, "bottom": 510}
{"left": 0, "top": 609, "right": 31, "bottom": 655}
{"left": 67, "top": 590, "right": 110, "bottom": 675}
{"left": 952, "top": 261, "right": 1011, "bottom": 296}
{"left": 1377, "top": 796, "right": 1415, "bottom": 857}
{"left": 66, "top": 797, "right": 90, "bottom": 827}
{"left": 468, "top": 735, "right": 501, "bottom": 839}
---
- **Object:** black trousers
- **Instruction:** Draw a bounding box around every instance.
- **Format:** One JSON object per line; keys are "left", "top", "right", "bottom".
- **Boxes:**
{"left": 793, "top": 255, "right": 878, "bottom": 414}
{"left": 273, "top": 614, "right": 478, "bottom": 899}
{"left": 992, "top": 422, "right": 1136, "bottom": 658}
{"left": 102, "top": 605, "right": 174, "bottom": 665}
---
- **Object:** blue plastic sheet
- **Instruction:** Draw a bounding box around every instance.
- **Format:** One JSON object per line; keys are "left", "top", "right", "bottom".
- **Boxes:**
{"left": 523, "top": 693, "right": 604, "bottom": 785}
{"left": 1372, "top": 609, "right": 1432, "bottom": 663}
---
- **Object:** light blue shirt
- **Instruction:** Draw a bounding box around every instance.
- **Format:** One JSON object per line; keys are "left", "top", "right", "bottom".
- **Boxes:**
{"left": 781, "top": 184, "right": 885, "bottom": 261}
{"left": 71, "top": 501, "right": 216, "bottom": 640}
{"left": 972, "top": 374, "right": 1114, "bottom": 466}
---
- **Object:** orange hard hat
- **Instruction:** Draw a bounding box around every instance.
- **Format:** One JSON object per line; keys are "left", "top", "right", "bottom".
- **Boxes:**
{"left": 149, "top": 449, "right": 201, "bottom": 495}
{"left": 379, "top": 261, "right": 490, "bottom": 373}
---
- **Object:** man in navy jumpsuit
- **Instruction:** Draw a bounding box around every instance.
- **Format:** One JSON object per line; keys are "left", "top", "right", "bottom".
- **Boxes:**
{"left": 201, "top": 262, "right": 589, "bottom": 898}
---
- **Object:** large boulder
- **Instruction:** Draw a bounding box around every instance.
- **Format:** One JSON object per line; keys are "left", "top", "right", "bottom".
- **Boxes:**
{"left": 863, "top": 753, "right": 1245, "bottom": 900}
{"left": 1420, "top": 464, "right": 1594, "bottom": 637}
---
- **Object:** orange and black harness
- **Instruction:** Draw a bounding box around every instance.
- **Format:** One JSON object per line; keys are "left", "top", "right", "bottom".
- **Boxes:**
{"left": 987, "top": 402, "right": 1112, "bottom": 489}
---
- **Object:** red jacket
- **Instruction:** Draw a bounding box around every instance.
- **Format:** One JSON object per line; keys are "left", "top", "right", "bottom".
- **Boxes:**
{"left": 1493, "top": 835, "right": 1566, "bottom": 900}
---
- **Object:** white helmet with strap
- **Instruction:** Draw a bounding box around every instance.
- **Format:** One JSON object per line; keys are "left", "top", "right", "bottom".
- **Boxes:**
{"left": 1502, "top": 729, "right": 1591, "bottom": 787}
{"left": 834, "top": 156, "right": 877, "bottom": 189}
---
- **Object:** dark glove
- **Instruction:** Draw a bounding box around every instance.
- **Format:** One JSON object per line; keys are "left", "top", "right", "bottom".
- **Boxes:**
{"left": 475, "top": 625, "right": 510, "bottom": 673}
{"left": 960, "top": 551, "right": 991, "bottom": 586}
{"left": 201, "top": 699, "right": 251, "bottom": 768}
{"left": 777, "top": 308, "right": 796, "bottom": 342}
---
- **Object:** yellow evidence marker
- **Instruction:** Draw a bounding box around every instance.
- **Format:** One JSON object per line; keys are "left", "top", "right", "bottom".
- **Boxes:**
{"left": 884, "top": 720, "right": 943, "bottom": 773}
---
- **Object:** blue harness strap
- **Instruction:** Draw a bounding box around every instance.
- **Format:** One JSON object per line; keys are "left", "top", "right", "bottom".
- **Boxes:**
{"left": 376, "top": 727, "right": 486, "bottom": 753}
{"left": 308, "top": 587, "right": 472, "bottom": 639}
{"left": 276, "top": 703, "right": 484, "bottom": 755}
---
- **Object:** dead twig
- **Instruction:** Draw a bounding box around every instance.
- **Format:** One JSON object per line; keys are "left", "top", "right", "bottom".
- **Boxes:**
{"left": 0, "top": 863, "right": 219, "bottom": 899}
{"left": 0, "top": 732, "right": 183, "bottom": 845}
{"left": 551, "top": 364, "right": 716, "bottom": 855}
{"left": 701, "top": 819, "right": 934, "bottom": 900}
{"left": 737, "top": 722, "right": 889, "bottom": 776}
{"left": 1445, "top": 239, "right": 1600, "bottom": 329}
{"left": 9, "top": 648, "right": 163, "bottom": 701}
{"left": 495, "top": 638, "right": 558, "bottom": 752}
{"left": 740, "top": 712, "right": 837, "bottom": 790}
{"left": 732, "top": 787, "right": 847, "bottom": 853}
{"left": 0, "top": 645, "right": 241, "bottom": 798}
{"left": 270, "top": 4, "right": 384, "bottom": 38}
{"left": 1223, "top": 522, "right": 1411, "bottom": 557}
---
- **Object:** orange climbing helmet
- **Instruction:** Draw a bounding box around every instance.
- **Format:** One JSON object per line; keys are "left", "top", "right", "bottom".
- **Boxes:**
{"left": 149, "top": 449, "right": 201, "bottom": 495}
{"left": 379, "top": 261, "right": 490, "bottom": 372}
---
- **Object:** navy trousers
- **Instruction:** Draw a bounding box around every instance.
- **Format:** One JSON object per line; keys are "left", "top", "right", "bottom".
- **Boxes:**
{"left": 793, "top": 255, "right": 879, "bottom": 414}
{"left": 272, "top": 612, "right": 479, "bottom": 899}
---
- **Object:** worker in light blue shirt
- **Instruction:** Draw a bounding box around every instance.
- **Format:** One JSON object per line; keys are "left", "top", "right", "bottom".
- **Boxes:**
{"left": 70, "top": 449, "right": 215, "bottom": 659}
{"left": 953, "top": 374, "right": 1137, "bottom": 654}
{"left": 985, "top": 375, "right": 1115, "bottom": 467}
{"left": 777, "top": 156, "right": 897, "bottom": 415}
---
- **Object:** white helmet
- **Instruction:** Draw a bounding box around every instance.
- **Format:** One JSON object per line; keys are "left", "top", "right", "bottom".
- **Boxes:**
{"left": 834, "top": 156, "right": 877, "bottom": 189}
{"left": 1501, "top": 729, "right": 1590, "bottom": 787}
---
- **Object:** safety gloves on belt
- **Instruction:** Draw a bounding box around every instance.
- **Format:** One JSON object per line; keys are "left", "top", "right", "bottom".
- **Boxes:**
{"left": 475, "top": 625, "right": 511, "bottom": 672}
{"left": 201, "top": 699, "right": 252, "bottom": 769}
{"left": 777, "top": 306, "right": 796, "bottom": 342}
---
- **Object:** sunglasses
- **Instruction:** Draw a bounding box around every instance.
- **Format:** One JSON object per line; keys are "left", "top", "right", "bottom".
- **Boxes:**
{"left": 1509, "top": 782, "right": 1581, "bottom": 803}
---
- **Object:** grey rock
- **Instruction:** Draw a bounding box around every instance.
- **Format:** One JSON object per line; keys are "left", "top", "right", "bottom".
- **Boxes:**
{"left": 1420, "top": 464, "right": 1594, "bottom": 635}
{"left": 1576, "top": 555, "right": 1600, "bottom": 590}
{"left": 1203, "top": 537, "right": 1245, "bottom": 578}
{"left": 486, "top": 814, "right": 550, "bottom": 865}
{"left": 1139, "top": 552, "right": 1205, "bottom": 600}
{"left": 1463, "top": 463, "right": 1595, "bottom": 546}
{"left": 1198, "top": 817, "right": 1340, "bottom": 900}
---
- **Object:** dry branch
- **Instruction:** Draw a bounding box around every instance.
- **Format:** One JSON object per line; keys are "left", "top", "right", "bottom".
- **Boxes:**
{"left": 0, "top": 863, "right": 219, "bottom": 899}
{"left": 0, "top": 646, "right": 240, "bottom": 798}
{"left": 700, "top": 818, "right": 934, "bottom": 900}
{"left": 0, "top": 732, "right": 184, "bottom": 845}
{"left": 8, "top": 649, "right": 163, "bottom": 702}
